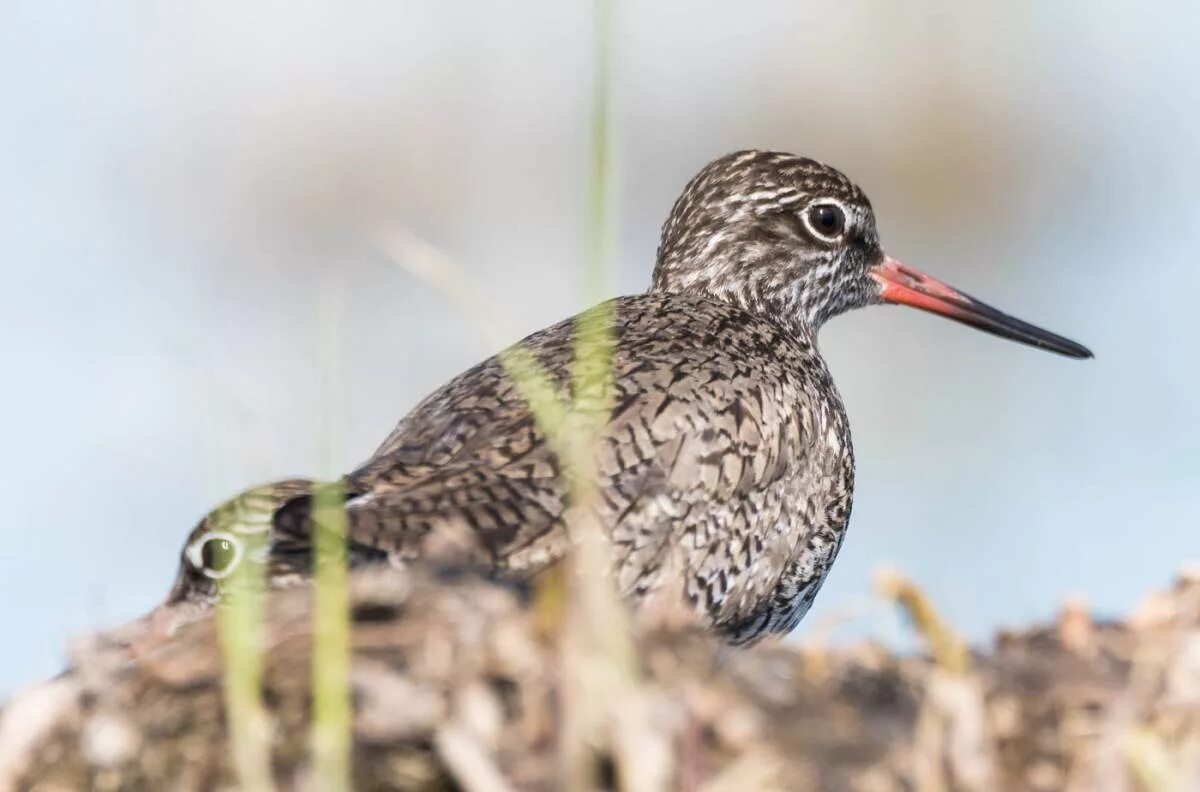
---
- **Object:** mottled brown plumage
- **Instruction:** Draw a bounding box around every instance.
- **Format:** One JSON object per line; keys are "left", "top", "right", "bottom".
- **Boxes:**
{"left": 170, "top": 150, "right": 1091, "bottom": 643}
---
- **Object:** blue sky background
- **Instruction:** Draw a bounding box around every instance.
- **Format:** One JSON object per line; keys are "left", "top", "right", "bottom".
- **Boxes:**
{"left": 2, "top": 1, "right": 1197, "bottom": 695}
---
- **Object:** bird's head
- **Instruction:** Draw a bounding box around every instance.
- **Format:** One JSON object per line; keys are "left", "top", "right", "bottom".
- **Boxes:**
{"left": 653, "top": 150, "right": 1091, "bottom": 358}
{"left": 164, "top": 480, "right": 329, "bottom": 607}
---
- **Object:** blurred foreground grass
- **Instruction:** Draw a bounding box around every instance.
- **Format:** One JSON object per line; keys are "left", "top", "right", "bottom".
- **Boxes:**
{"left": 213, "top": 0, "right": 638, "bottom": 789}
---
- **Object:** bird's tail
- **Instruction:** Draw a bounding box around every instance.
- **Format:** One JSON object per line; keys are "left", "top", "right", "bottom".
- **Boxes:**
{"left": 267, "top": 479, "right": 390, "bottom": 568}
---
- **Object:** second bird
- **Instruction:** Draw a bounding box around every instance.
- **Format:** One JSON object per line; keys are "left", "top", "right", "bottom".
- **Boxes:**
{"left": 170, "top": 150, "right": 1092, "bottom": 644}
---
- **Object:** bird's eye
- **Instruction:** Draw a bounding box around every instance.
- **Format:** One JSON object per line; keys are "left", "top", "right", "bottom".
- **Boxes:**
{"left": 805, "top": 203, "right": 847, "bottom": 241}
{"left": 197, "top": 533, "right": 242, "bottom": 579}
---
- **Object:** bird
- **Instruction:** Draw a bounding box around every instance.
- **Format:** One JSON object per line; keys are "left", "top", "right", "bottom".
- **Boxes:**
{"left": 166, "top": 150, "right": 1092, "bottom": 644}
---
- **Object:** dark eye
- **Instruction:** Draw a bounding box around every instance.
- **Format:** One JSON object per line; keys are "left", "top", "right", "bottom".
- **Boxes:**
{"left": 806, "top": 203, "right": 846, "bottom": 241}
{"left": 198, "top": 534, "right": 241, "bottom": 578}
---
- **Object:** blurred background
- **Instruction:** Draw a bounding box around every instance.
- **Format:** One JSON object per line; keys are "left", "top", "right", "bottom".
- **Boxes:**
{"left": 2, "top": 1, "right": 1197, "bottom": 696}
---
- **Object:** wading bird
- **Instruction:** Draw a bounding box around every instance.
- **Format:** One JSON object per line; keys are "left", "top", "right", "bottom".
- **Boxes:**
{"left": 169, "top": 151, "right": 1091, "bottom": 644}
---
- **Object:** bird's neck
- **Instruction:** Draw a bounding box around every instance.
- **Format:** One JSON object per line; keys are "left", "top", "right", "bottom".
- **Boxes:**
{"left": 651, "top": 260, "right": 825, "bottom": 345}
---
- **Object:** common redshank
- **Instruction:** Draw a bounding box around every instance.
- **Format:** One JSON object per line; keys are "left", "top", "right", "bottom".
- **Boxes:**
{"left": 169, "top": 150, "right": 1091, "bottom": 643}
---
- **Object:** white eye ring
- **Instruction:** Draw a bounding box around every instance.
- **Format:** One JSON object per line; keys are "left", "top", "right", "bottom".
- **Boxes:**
{"left": 801, "top": 199, "right": 851, "bottom": 243}
{"left": 186, "top": 530, "right": 244, "bottom": 580}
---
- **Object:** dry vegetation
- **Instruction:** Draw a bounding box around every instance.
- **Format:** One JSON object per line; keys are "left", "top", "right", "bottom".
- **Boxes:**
{"left": 1, "top": 562, "right": 1197, "bottom": 792}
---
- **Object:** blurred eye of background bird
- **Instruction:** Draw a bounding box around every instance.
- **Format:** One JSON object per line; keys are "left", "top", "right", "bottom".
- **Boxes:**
{"left": 806, "top": 203, "right": 846, "bottom": 241}
{"left": 199, "top": 535, "right": 240, "bottom": 578}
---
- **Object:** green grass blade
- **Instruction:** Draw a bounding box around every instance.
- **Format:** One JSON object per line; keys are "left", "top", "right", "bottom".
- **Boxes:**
{"left": 311, "top": 278, "right": 353, "bottom": 791}
{"left": 311, "top": 479, "right": 352, "bottom": 792}
{"left": 214, "top": 512, "right": 276, "bottom": 792}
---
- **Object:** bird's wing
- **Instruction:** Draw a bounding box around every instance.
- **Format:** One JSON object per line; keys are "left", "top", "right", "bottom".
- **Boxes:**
{"left": 338, "top": 296, "right": 825, "bottom": 604}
